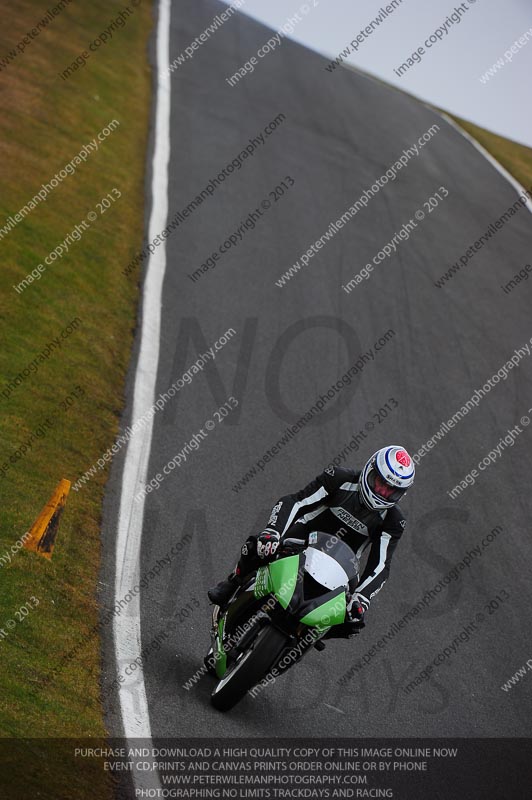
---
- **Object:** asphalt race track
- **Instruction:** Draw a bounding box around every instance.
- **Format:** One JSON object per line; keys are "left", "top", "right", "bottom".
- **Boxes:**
{"left": 102, "top": 0, "right": 532, "bottom": 742}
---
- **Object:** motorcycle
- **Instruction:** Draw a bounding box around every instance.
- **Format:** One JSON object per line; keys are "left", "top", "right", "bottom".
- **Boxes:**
{"left": 206, "top": 531, "right": 360, "bottom": 711}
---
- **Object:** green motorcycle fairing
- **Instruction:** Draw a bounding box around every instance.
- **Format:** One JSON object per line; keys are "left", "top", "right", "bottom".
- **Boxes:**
{"left": 216, "top": 546, "right": 348, "bottom": 677}
{"left": 255, "top": 553, "right": 347, "bottom": 629}
{"left": 254, "top": 555, "right": 299, "bottom": 609}
{"left": 300, "top": 590, "right": 346, "bottom": 630}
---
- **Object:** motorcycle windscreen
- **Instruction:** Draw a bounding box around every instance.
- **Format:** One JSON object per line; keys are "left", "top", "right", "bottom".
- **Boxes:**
{"left": 303, "top": 547, "right": 349, "bottom": 590}
{"left": 306, "top": 531, "right": 359, "bottom": 580}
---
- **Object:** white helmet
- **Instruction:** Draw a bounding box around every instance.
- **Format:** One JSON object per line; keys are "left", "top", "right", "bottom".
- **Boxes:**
{"left": 359, "top": 446, "right": 415, "bottom": 510}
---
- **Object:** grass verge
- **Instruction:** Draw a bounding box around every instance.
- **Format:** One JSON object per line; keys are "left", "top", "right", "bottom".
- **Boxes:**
{"left": 0, "top": 0, "right": 153, "bottom": 797}
{"left": 450, "top": 115, "right": 532, "bottom": 192}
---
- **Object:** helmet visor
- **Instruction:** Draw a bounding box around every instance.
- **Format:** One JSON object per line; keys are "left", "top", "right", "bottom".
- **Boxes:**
{"left": 368, "top": 470, "right": 406, "bottom": 503}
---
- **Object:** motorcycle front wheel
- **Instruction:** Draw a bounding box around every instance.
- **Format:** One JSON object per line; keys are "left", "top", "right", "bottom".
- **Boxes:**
{"left": 210, "top": 626, "right": 288, "bottom": 712}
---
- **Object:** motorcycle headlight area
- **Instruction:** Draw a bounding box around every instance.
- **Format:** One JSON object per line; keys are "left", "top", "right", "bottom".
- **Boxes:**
{"left": 303, "top": 547, "right": 349, "bottom": 590}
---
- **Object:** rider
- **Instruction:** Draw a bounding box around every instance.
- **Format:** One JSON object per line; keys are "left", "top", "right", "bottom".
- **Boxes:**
{"left": 208, "top": 445, "right": 415, "bottom": 637}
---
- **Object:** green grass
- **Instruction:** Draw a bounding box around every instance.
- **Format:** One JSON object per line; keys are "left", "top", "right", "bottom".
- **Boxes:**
{"left": 0, "top": 1, "right": 153, "bottom": 797}
{"left": 449, "top": 115, "right": 532, "bottom": 191}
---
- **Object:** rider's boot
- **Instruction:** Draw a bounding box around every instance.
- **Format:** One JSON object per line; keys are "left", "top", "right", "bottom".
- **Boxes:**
{"left": 208, "top": 570, "right": 241, "bottom": 606}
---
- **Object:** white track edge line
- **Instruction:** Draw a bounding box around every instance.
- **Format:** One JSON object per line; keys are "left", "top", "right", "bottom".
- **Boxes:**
{"left": 440, "top": 112, "right": 532, "bottom": 215}
{"left": 113, "top": 0, "right": 170, "bottom": 791}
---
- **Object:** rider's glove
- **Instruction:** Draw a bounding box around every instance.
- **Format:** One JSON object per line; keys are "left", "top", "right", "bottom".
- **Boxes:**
{"left": 256, "top": 530, "right": 281, "bottom": 559}
{"left": 346, "top": 592, "right": 368, "bottom": 623}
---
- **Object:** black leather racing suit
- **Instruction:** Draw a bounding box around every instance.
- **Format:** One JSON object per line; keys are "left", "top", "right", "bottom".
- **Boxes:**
{"left": 236, "top": 466, "right": 406, "bottom": 623}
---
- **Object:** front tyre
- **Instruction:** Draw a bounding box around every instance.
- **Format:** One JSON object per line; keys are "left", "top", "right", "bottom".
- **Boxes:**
{"left": 203, "top": 648, "right": 217, "bottom": 676}
{"left": 210, "top": 626, "right": 288, "bottom": 712}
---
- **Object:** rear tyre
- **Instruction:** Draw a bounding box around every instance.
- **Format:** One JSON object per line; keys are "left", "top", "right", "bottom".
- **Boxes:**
{"left": 210, "top": 626, "right": 288, "bottom": 712}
